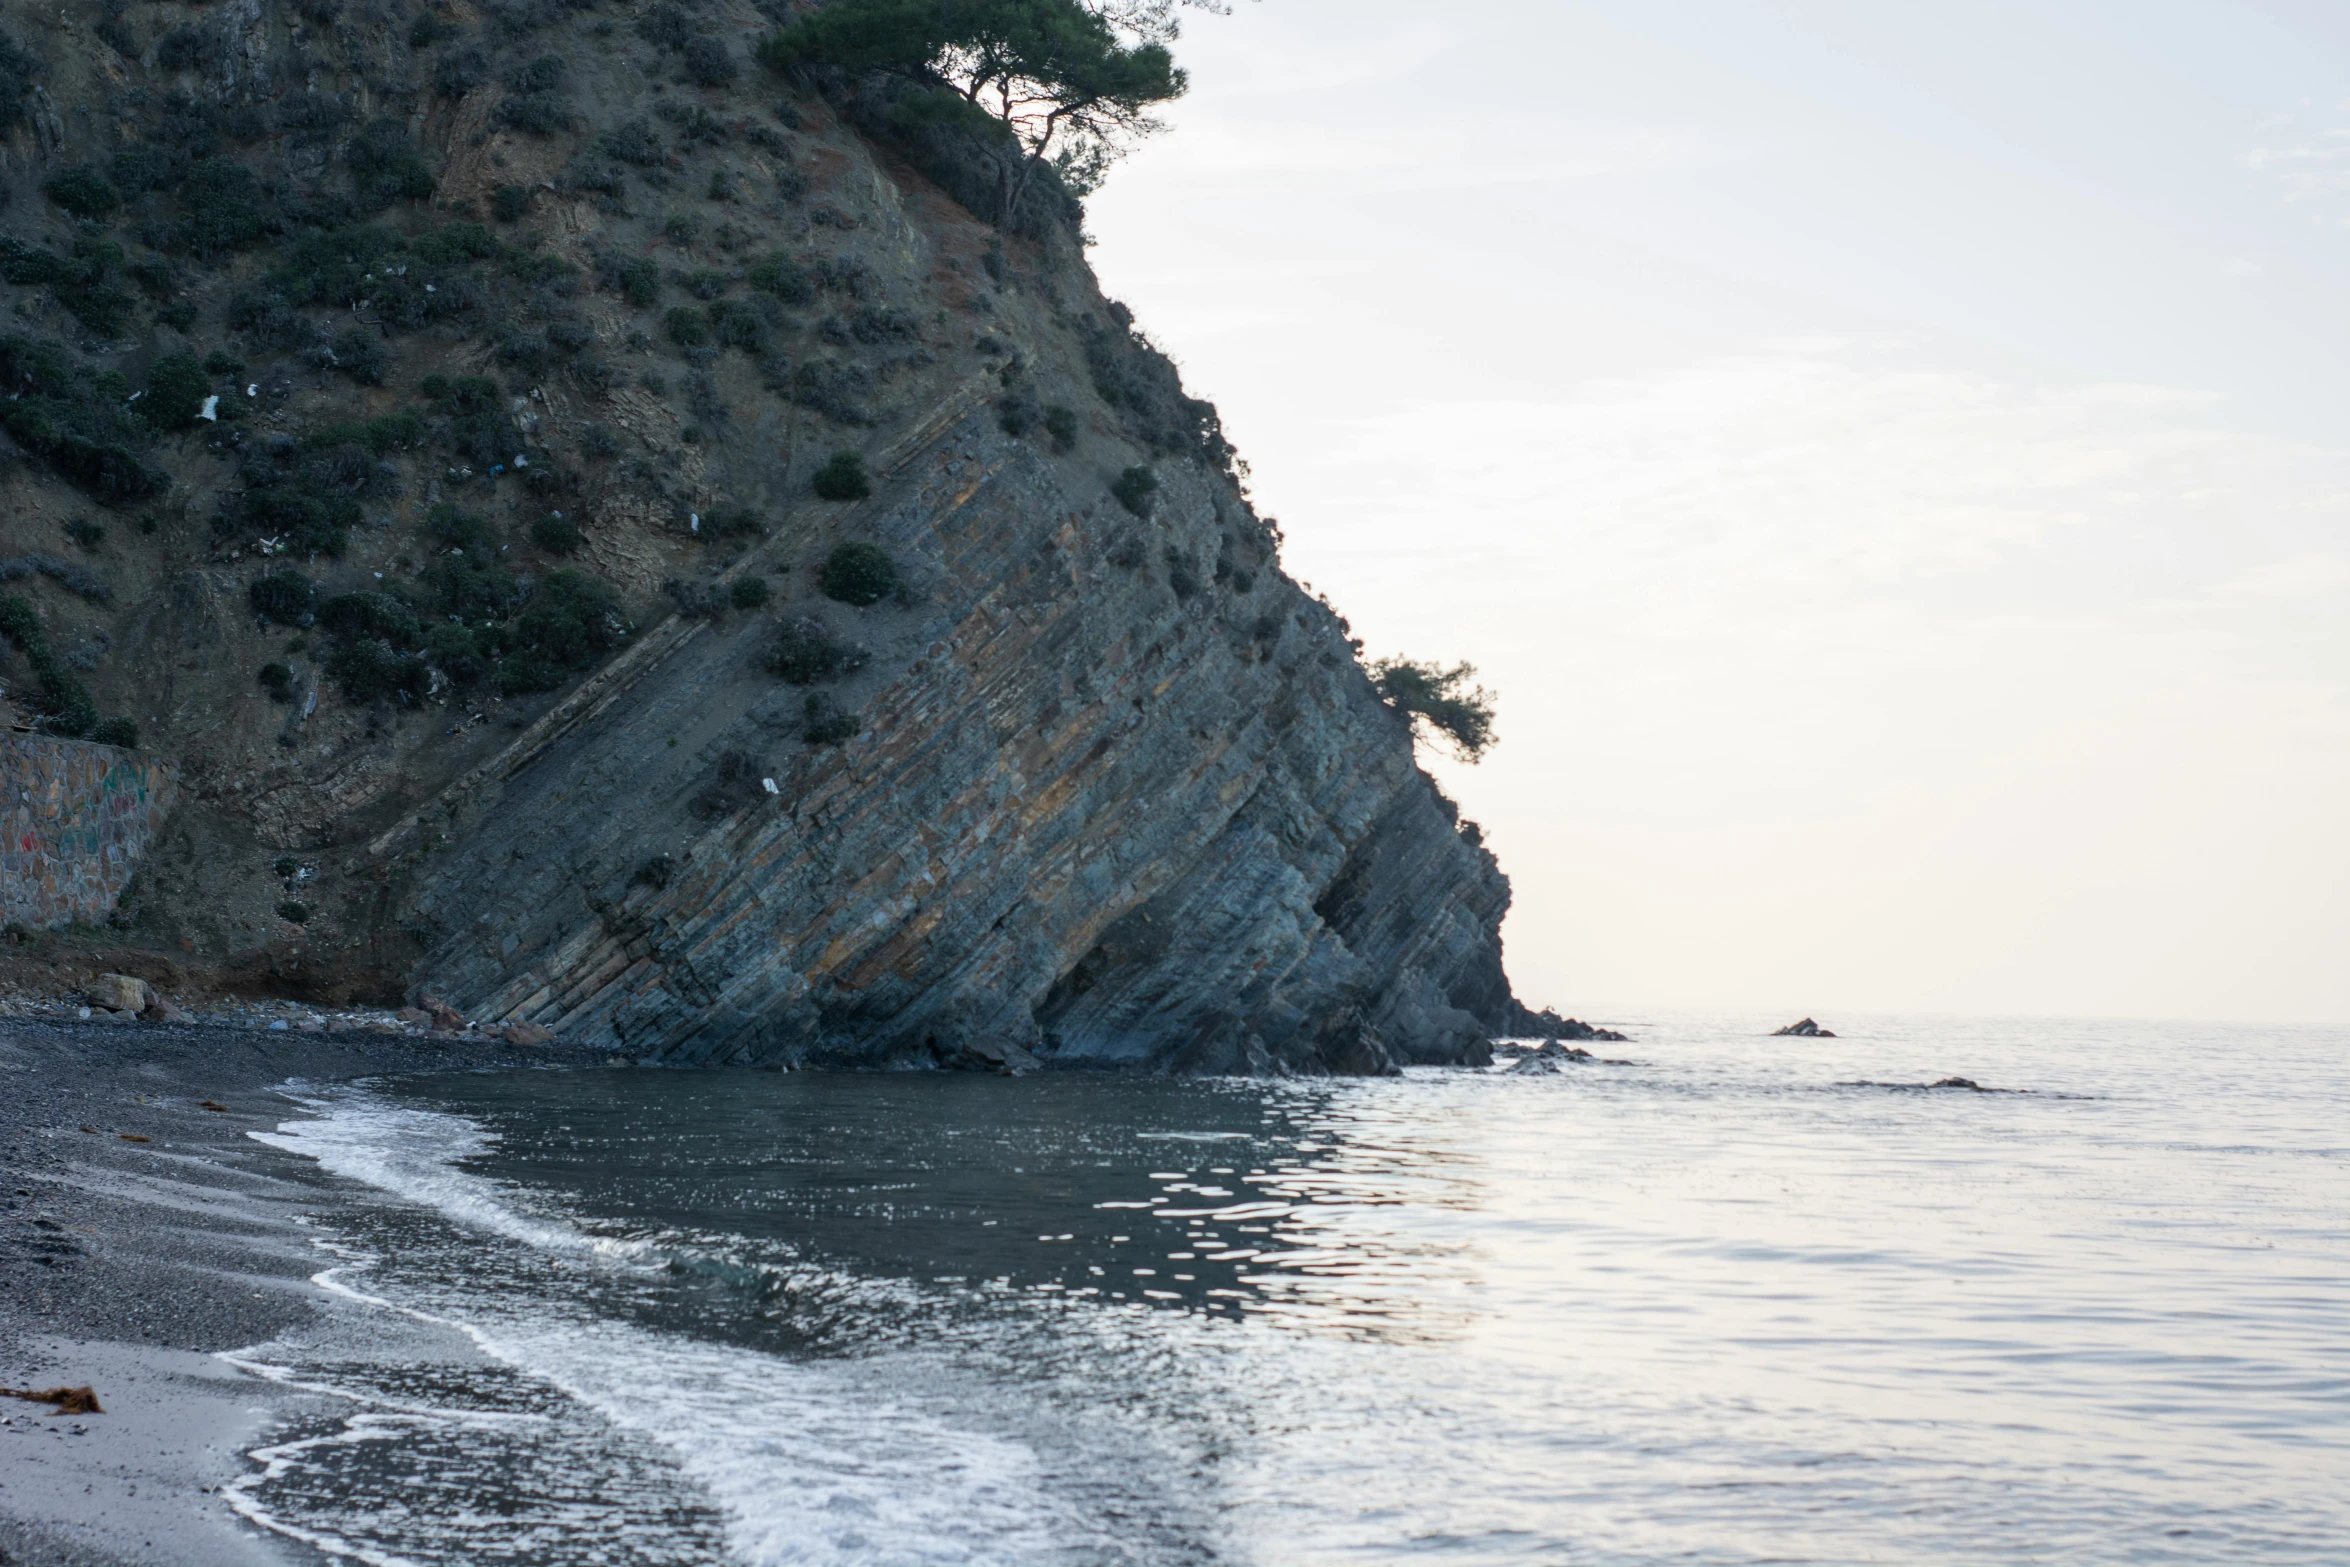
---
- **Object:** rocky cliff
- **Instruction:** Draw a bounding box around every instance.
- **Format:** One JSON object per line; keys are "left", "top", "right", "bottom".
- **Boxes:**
{"left": 0, "top": 0, "right": 1518, "bottom": 1071}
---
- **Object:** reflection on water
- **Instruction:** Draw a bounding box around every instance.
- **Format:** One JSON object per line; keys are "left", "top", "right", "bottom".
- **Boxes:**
{"left": 237, "top": 1010, "right": 2350, "bottom": 1566}
{"left": 454, "top": 1071, "right": 1491, "bottom": 1345}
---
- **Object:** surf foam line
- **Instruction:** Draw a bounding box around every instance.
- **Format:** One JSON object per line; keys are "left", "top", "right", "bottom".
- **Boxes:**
{"left": 242, "top": 1087, "right": 1100, "bottom": 1567}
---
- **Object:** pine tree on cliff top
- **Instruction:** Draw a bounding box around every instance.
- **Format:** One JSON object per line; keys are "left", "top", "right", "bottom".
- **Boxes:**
{"left": 758, "top": 0, "right": 1186, "bottom": 222}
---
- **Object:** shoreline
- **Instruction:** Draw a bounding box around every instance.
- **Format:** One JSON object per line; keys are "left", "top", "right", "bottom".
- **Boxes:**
{"left": 0, "top": 1015, "right": 604, "bottom": 1565}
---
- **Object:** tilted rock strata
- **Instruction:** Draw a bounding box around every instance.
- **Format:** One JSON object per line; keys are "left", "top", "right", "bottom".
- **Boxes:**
{"left": 408, "top": 411, "right": 1509, "bottom": 1072}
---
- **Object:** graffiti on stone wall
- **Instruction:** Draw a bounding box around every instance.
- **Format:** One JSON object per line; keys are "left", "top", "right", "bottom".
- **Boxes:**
{"left": 1, "top": 733, "right": 178, "bottom": 929}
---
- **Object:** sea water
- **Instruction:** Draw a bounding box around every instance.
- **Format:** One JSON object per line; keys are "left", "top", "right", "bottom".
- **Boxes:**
{"left": 234, "top": 1010, "right": 2350, "bottom": 1564}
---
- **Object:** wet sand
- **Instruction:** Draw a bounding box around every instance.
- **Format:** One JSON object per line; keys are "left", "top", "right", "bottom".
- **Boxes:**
{"left": 0, "top": 1015, "right": 600, "bottom": 1565}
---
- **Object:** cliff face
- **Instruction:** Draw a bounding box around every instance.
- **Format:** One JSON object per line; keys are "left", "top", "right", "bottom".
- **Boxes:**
{"left": 0, "top": 0, "right": 1516, "bottom": 1071}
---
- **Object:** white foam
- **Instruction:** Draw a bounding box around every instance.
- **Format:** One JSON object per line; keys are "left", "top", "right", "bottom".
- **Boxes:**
{"left": 249, "top": 1090, "right": 1089, "bottom": 1566}
{"left": 250, "top": 1095, "right": 655, "bottom": 1265}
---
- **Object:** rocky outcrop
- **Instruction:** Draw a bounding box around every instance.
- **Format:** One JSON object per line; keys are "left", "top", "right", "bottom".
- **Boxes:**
{"left": 1503, "top": 1003, "right": 1626, "bottom": 1043}
{"left": 0, "top": 0, "right": 1523, "bottom": 1072}
{"left": 1772, "top": 1018, "right": 1836, "bottom": 1037}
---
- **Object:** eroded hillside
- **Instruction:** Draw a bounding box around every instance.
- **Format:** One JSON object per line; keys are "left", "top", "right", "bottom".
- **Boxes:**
{"left": 0, "top": 0, "right": 1518, "bottom": 1071}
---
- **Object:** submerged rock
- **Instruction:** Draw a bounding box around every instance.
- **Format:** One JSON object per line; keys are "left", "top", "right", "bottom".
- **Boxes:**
{"left": 1507, "top": 1040, "right": 1636, "bottom": 1072}
{"left": 1772, "top": 1018, "right": 1837, "bottom": 1037}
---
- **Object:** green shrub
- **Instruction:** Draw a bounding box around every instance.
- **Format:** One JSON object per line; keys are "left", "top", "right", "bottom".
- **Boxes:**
{"left": 1110, "top": 464, "right": 1157, "bottom": 517}
{"left": 1043, "top": 404, "right": 1078, "bottom": 452}
{"left": 682, "top": 36, "right": 737, "bottom": 85}
{"left": 349, "top": 119, "right": 436, "bottom": 209}
{"left": 327, "top": 325, "right": 390, "bottom": 385}
{"left": 91, "top": 716, "right": 138, "bottom": 749}
{"left": 425, "top": 622, "right": 497, "bottom": 687}
{"left": 747, "top": 253, "right": 813, "bottom": 303}
{"left": 248, "top": 571, "right": 316, "bottom": 625}
{"left": 327, "top": 637, "right": 431, "bottom": 702}
{"left": 1368, "top": 657, "right": 1497, "bottom": 763}
{"left": 811, "top": 450, "right": 870, "bottom": 501}
{"left": 615, "top": 257, "right": 661, "bottom": 307}
{"left": 637, "top": 6, "right": 692, "bottom": 50}
{"left": 802, "top": 692, "right": 856, "bottom": 744}
{"left": 600, "top": 118, "right": 664, "bottom": 166}
{"left": 170, "top": 158, "right": 273, "bottom": 258}
{"left": 662, "top": 212, "right": 700, "bottom": 245}
{"left": 0, "top": 333, "right": 166, "bottom": 502}
{"left": 702, "top": 504, "right": 763, "bottom": 540}
{"left": 706, "top": 297, "right": 766, "bottom": 351}
{"left": 531, "top": 511, "right": 582, "bottom": 553}
{"left": 64, "top": 519, "right": 103, "bottom": 550}
{"left": 498, "top": 91, "right": 574, "bottom": 135}
{"left": 510, "top": 568, "right": 626, "bottom": 669}
{"left": 730, "top": 575, "right": 770, "bottom": 610}
{"left": 665, "top": 306, "right": 710, "bottom": 346}
{"left": 44, "top": 165, "right": 121, "bottom": 220}
{"left": 819, "top": 541, "right": 895, "bottom": 606}
{"left": 257, "top": 661, "right": 296, "bottom": 701}
{"left": 409, "top": 221, "right": 500, "bottom": 266}
{"left": 318, "top": 591, "right": 425, "bottom": 650}
{"left": 204, "top": 348, "right": 245, "bottom": 378}
{"left": 767, "top": 616, "right": 856, "bottom": 683}
{"left": 492, "top": 184, "right": 534, "bottom": 223}
{"left": 426, "top": 501, "right": 495, "bottom": 554}
{"left": 0, "top": 595, "right": 100, "bottom": 737}
{"left": 277, "top": 900, "right": 311, "bottom": 923}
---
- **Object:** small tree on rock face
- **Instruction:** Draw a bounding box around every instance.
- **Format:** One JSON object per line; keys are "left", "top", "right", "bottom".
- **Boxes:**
{"left": 1369, "top": 657, "right": 1497, "bottom": 764}
{"left": 758, "top": 0, "right": 1186, "bottom": 224}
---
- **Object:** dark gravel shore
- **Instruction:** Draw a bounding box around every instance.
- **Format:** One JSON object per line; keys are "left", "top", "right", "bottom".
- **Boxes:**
{"left": 0, "top": 1015, "right": 603, "bottom": 1565}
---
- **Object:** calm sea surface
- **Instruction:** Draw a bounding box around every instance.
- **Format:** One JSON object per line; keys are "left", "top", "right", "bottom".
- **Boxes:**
{"left": 238, "top": 1011, "right": 2350, "bottom": 1564}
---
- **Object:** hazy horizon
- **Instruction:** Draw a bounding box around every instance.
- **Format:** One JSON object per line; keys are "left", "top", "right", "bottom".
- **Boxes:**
{"left": 1086, "top": 0, "right": 2350, "bottom": 1027}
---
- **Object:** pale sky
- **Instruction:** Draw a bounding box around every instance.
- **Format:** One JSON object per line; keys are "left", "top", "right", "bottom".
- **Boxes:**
{"left": 1085, "top": 0, "right": 2350, "bottom": 1025}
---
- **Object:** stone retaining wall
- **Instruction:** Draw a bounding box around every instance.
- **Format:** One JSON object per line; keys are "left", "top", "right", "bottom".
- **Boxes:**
{"left": 1, "top": 733, "right": 177, "bottom": 929}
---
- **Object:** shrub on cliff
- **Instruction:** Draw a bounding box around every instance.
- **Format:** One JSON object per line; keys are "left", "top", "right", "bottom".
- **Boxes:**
{"left": 0, "top": 595, "right": 100, "bottom": 737}
{"left": 682, "top": 36, "right": 738, "bottom": 87}
{"left": 820, "top": 542, "right": 897, "bottom": 606}
{"left": 44, "top": 165, "right": 121, "bottom": 221}
{"left": 748, "top": 253, "right": 815, "bottom": 304}
{"left": 0, "top": 334, "right": 166, "bottom": 504}
{"left": 802, "top": 691, "right": 858, "bottom": 744}
{"left": 767, "top": 617, "right": 861, "bottom": 683}
{"left": 328, "top": 637, "right": 431, "bottom": 703}
{"left": 248, "top": 572, "right": 316, "bottom": 626}
{"left": 531, "top": 512, "right": 583, "bottom": 554}
{"left": 0, "top": 31, "right": 38, "bottom": 134}
{"left": 348, "top": 119, "right": 436, "bottom": 209}
{"left": 1110, "top": 464, "right": 1157, "bottom": 517}
{"left": 812, "top": 450, "right": 871, "bottom": 501}
{"left": 143, "top": 350, "right": 211, "bottom": 429}
{"left": 500, "top": 569, "right": 627, "bottom": 689}
{"left": 2, "top": 237, "right": 138, "bottom": 337}
{"left": 1369, "top": 657, "right": 1498, "bottom": 763}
